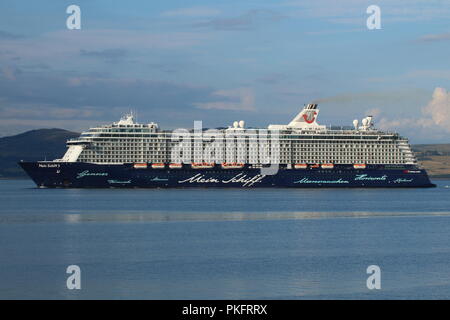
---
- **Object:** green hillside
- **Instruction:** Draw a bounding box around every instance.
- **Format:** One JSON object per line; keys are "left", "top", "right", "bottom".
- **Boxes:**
{"left": 412, "top": 144, "right": 450, "bottom": 178}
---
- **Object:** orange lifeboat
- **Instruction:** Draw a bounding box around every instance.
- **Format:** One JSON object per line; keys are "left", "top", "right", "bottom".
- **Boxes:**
{"left": 321, "top": 163, "right": 334, "bottom": 169}
{"left": 169, "top": 163, "right": 183, "bottom": 169}
{"left": 294, "top": 164, "right": 308, "bottom": 169}
{"left": 133, "top": 163, "right": 147, "bottom": 169}
{"left": 221, "top": 162, "right": 244, "bottom": 169}
{"left": 353, "top": 164, "right": 366, "bottom": 169}
{"left": 191, "top": 162, "right": 215, "bottom": 169}
{"left": 151, "top": 163, "right": 165, "bottom": 169}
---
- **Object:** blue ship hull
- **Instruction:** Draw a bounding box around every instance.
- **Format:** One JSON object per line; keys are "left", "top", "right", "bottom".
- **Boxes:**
{"left": 19, "top": 162, "right": 436, "bottom": 188}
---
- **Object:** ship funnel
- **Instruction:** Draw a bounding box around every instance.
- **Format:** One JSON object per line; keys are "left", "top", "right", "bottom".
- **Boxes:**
{"left": 353, "top": 119, "right": 359, "bottom": 130}
{"left": 286, "top": 103, "right": 320, "bottom": 128}
{"left": 268, "top": 102, "right": 326, "bottom": 130}
{"left": 305, "top": 103, "right": 318, "bottom": 109}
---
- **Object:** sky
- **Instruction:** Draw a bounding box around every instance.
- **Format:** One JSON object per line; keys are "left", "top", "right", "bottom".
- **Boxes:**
{"left": 0, "top": 0, "right": 450, "bottom": 143}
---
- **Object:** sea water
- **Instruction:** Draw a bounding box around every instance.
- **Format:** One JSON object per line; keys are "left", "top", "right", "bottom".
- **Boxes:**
{"left": 1, "top": 179, "right": 450, "bottom": 299}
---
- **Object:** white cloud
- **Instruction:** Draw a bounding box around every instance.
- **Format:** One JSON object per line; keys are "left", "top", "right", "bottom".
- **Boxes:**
{"left": 418, "top": 32, "right": 450, "bottom": 42}
{"left": 0, "top": 104, "right": 104, "bottom": 120}
{"left": 377, "top": 87, "right": 450, "bottom": 135}
{"left": 365, "top": 108, "right": 381, "bottom": 117}
{"left": 161, "top": 7, "right": 221, "bottom": 17}
{"left": 194, "top": 87, "right": 256, "bottom": 111}
{"left": 422, "top": 87, "right": 450, "bottom": 128}
{"left": 192, "top": 9, "right": 286, "bottom": 31}
{"left": 0, "top": 29, "right": 211, "bottom": 63}
{"left": 283, "top": 0, "right": 450, "bottom": 25}
{"left": 366, "top": 70, "right": 450, "bottom": 85}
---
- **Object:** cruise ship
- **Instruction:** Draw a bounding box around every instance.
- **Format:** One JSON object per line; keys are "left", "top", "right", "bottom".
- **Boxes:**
{"left": 19, "top": 104, "right": 435, "bottom": 188}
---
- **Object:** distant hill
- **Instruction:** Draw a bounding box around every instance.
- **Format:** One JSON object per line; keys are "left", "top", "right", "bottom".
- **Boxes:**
{"left": 0, "top": 129, "right": 79, "bottom": 178}
{"left": 412, "top": 144, "right": 450, "bottom": 178}
{"left": 1, "top": 129, "right": 449, "bottom": 178}
{"left": 412, "top": 144, "right": 450, "bottom": 156}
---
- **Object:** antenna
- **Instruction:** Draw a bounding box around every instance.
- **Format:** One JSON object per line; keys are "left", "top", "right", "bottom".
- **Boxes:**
{"left": 129, "top": 107, "right": 137, "bottom": 123}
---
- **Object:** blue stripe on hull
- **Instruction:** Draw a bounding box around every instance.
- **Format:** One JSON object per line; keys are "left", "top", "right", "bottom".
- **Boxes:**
{"left": 19, "top": 162, "right": 436, "bottom": 188}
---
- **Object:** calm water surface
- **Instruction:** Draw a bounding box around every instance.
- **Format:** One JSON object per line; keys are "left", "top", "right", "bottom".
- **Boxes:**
{"left": 1, "top": 179, "right": 450, "bottom": 299}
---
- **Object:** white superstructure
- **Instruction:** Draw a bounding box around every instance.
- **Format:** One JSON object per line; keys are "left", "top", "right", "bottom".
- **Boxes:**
{"left": 62, "top": 104, "right": 417, "bottom": 165}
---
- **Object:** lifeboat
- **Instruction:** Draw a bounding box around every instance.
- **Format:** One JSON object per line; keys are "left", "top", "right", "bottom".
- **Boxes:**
{"left": 151, "top": 163, "right": 165, "bottom": 169}
{"left": 353, "top": 164, "right": 366, "bottom": 169}
{"left": 310, "top": 164, "right": 320, "bottom": 168}
{"left": 133, "top": 163, "right": 147, "bottom": 169}
{"left": 169, "top": 163, "right": 183, "bottom": 169}
{"left": 221, "top": 162, "right": 244, "bottom": 169}
{"left": 294, "top": 164, "right": 308, "bottom": 169}
{"left": 321, "top": 163, "right": 334, "bottom": 169}
{"left": 191, "top": 162, "right": 215, "bottom": 169}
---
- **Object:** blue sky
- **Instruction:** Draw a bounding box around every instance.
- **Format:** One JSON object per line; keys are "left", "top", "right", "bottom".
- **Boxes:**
{"left": 1, "top": 0, "right": 450, "bottom": 143}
